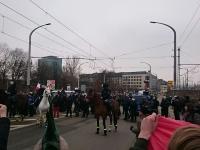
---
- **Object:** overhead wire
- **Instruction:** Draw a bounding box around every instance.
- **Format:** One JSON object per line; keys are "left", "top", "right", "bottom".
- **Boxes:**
{"left": 178, "top": 2, "right": 200, "bottom": 44}
{"left": 0, "top": 31, "right": 61, "bottom": 56}
{"left": 180, "top": 14, "right": 200, "bottom": 46}
{"left": 0, "top": 1, "right": 93, "bottom": 58}
{"left": 29, "top": 0, "right": 112, "bottom": 59}
{"left": 181, "top": 51, "right": 199, "bottom": 63}
{"left": 114, "top": 42, "right": 172, "bottom": 58}
{"left": 0, "top": 13, "right": 84, "bottom": 57}
{"left": 115, "top": 56, "right": 170, "bottom": 60}
{"left": 113, "top": 65, "right": 173, "bottom": 69}
{"left": 0, "top": 12, "right": 89, "bottom": 57}
{"left": 181, "top": 66, "right": 199, "bottom": 76}
{"left": 0, "top": 16, "right": 66, "bottom": 56}
{"left": 0, "top": 1, "right": 110, "bottom": 69}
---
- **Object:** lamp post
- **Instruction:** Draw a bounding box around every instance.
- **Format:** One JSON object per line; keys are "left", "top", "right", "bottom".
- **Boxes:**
{"left": 150, "top": 21, "right": 176, "bottom": 90}
{"left": 141, "top": 62, "right": 152, "bottom": 90}
{"left": 27, "top": 23, "right": 51, "bottom": 87}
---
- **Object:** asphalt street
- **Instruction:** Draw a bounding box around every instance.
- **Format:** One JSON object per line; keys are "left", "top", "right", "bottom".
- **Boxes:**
{"left": 8, "top": 116, "right": 136, "bottom": 150}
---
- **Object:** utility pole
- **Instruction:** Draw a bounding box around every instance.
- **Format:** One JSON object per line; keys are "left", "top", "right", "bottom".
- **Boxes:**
{"left": 103, "top": 73, "right": 106, "bottom": 83}
{"left": 186, "top": 69, "right": 189, "bottom": 88}
{"left": 178, "top": 48, "right": 180, "bottom": 89}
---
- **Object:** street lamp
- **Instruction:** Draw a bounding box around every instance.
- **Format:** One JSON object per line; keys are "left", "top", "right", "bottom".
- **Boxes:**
{"left": 27, "top": 23, "right": 51, "bottom": 86}
{"left": 150, "top": 21, "right": 177, "bottom": 90}
{"left": 141, "top": 62, "right": 152, "bottom": 90}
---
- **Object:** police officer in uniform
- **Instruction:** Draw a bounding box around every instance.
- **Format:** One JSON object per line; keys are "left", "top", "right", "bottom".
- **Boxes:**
{"left": 172, "top": 96, "right": 181, "bottom": 120}
{"left": 101, "top": 83, "right": 112, "bottom": 112}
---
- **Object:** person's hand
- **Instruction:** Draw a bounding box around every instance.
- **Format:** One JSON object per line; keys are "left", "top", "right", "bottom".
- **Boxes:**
{"left": 0, "top": 104, "right": 7, "bottom": 118}
{"left": 138, "top": 113, "right": 158, "bottom": 140}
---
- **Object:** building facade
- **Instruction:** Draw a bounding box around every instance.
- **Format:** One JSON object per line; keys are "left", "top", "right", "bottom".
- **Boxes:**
{"left": 79, "top": 71, "right": 159, "bottom": 92}
{"left": 38, "top": 56, "right": 62, "bottom": 89}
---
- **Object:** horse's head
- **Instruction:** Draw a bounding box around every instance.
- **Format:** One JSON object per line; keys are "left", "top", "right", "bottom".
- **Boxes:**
{"left": 39, "top": 88, "right": 51, "bottom": 113}
{"left": 43, "top": 88, "right": 51, "bottom": 98}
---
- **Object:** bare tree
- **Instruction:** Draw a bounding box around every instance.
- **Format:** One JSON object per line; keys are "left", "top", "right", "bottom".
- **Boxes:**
{"left": 8, "top": 48, "right": 28, "bottom": 81}
{"left": 0, "top": 43, "right": 11, "bottom": 88}
{"left": 29, "top": 62, "right": 39, "bottom": 85}
{"left": 62, "top": 57, "right": 80, "bottom": 89}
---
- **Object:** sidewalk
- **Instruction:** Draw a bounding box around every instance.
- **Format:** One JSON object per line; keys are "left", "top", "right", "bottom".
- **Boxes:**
{"left": 10, "top": 113, "right": 66, "bottom": 131}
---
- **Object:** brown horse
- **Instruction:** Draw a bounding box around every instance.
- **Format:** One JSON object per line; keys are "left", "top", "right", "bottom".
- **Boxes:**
{"left": 87, "top": 89, "right": 120, "bottom": 136}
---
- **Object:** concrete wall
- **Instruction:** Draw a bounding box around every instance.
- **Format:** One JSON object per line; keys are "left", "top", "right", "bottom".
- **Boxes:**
{"left": 168, "top": 90, "right": 200, "bottom": 100}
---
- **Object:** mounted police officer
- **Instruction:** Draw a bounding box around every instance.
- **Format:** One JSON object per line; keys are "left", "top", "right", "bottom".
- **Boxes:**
{"left": 101, "top": 83, "right": 112, "bottom": 112}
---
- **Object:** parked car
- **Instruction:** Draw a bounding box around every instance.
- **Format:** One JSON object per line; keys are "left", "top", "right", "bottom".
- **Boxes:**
{"left": 51, "top": 90, "right": 75, "bottom": 97}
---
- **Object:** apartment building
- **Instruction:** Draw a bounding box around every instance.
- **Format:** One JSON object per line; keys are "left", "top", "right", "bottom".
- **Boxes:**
{"left": 79, "top": 71, "right": 158, "bottom": 92}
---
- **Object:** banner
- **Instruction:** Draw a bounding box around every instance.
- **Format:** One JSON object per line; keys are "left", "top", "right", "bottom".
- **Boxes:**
{"left": 47, "top": 80, "right": 55, "bottom": 90}
{"left": 66, "top": 85, "right": 71, "bottom": 91}
{"left": 35, "top": 82, "right": 41, "bottom": 91}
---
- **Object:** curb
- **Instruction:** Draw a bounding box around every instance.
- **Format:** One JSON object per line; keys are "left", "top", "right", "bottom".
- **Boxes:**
{"left": 10, "top": 114, "right": 66, "bottom": 131}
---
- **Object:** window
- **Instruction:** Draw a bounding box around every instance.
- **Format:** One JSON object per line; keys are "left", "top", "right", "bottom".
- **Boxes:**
{"left": 145, "top": 76, "right": 149, "bottom": 80}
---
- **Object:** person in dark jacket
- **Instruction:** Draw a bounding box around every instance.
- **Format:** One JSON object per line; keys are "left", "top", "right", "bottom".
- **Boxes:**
{"left": 160, "top": 96, "right": 170, "bottom": 117}
{"left": 27, "top": 92, "right": 35, "bottom": 117}
{"left": 7, "top": 81, "right": 17, "bottom": 117}
{"left": 52, "top": 91, "right": 61, "bottom": 118}
{"left": 0, "top": 104, "right": 10, "bottom": 150}
{"left": 101, "top": 83, "right": 111, "bottom": 102}
{"left": 172, "top": 96, "right": 181, "bottom": 120}
{"left": 66, "top": 92, "right": 74, "bottom": 117}
{"left": 129, "top": 95, "right": 137, "bottom": 122}
{"left": 184, "top": 102, "right": 200, "bottom": 125}
{"left": 152, "top": 96, "right": 159, "bottom": 114}
{"left": 123, "top": 93, "right": 130, "bottom": 120}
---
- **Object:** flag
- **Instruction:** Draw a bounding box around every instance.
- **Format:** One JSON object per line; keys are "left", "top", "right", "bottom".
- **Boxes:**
{"left": 36, "top": 83, "right": 41, "bottom": 91}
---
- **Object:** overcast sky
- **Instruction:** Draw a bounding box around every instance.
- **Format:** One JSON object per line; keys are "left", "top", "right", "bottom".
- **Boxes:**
{"left": 0, "top": 0, "right": 200, "bottom": 84}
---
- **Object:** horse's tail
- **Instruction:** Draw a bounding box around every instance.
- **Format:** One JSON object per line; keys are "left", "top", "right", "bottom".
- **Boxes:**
{"left": 112, "top": 100, "right": 121, "bottom": 118}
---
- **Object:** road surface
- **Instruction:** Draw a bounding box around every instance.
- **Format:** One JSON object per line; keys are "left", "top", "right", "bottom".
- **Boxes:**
{"left": 8, "top": 116, "right": 136, "bottom": 150}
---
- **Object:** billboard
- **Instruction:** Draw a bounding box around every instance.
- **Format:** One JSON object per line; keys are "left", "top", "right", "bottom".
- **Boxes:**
{"left": 66, "top": 85, "right": 71, "bottom": 91}
{"left": 81, "top": 84, "right": 86, "bottom": 92}
{"left": 167, "top": 80, "right": 173, "bottom": 90}
{"left": 47, "top": 80, "right": 55, "bottom": 90}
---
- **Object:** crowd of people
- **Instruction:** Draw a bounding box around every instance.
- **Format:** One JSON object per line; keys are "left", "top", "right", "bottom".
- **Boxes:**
{"left": 0, "top": 81, "right": 200, "bottom": 150}
{"left": 0, "top": 82, "right": 91, "bottom": 120}
{"left": 116, "top": 92, "right": 200, "bottom": 125}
